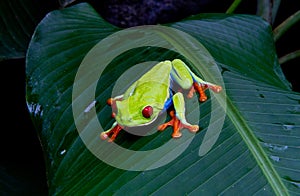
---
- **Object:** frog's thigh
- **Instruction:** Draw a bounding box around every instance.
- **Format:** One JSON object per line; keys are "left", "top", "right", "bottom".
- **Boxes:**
{"left": 171, "top": 59, "right": 193, "bottom": 90}
{"left": 172, "top": 92, "right": 189, "bottom": 124}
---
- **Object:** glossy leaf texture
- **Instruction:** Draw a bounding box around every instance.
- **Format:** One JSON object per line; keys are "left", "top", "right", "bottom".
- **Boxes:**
{"left": 26, "top": 3, "right": 300, "bottom": 195}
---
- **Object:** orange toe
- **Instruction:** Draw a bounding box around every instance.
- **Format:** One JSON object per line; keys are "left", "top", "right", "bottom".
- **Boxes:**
{"left": 158, "top": 111, "right": 199, "bottom": 138}
{"left": 100, "top": 124, "right": 122, "bottom": 142}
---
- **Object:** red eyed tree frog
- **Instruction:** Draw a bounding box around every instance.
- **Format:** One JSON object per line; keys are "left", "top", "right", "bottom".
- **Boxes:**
{"left": 101, "top": 59, "right": 222, "bottom": 142}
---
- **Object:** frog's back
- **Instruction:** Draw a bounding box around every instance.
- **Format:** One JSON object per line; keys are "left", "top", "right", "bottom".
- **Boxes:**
{"left": 128, "top": 60, "right": 172, "bottom": 109}
{"left": 138, "top": 60, "right": 172, "bottom": 84}
{"left": 132, "top": 82, "right": 169, "bottom": 107}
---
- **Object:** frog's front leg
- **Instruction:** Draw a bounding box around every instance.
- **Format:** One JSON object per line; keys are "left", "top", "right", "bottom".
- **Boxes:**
{"left": 106, "top": 95, "right": 123, "bottom": 118}
{"left": 100, "top": 122, "right": 123, "bottom": 142}
{"left": 100, "top": 95, "right": 124, "bottom": 142}
{"left": 158, "top": 92, "right": 199, "bottom": 138}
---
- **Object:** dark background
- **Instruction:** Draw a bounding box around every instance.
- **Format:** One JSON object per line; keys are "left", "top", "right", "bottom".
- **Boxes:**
{"left": 1, "top": 0, "right": 299, "bottom": 195}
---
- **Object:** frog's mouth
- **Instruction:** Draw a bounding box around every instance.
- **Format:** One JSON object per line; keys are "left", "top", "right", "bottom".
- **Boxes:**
{"left": 116, "top": 114, "right": 158, "bottom": 128}
{"left": 101, "top": 116, "right": 158, "bottom": 142}
{"left": 131, "top": 115, "right": 159, "bottom": 127}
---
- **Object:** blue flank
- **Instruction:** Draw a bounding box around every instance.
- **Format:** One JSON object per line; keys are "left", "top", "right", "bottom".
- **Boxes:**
{"left": 163, "top": 91, "right": 173, "bottom": 111}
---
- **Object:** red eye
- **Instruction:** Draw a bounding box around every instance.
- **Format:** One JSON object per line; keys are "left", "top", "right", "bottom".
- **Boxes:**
{"left": 142, "top": 106, "right": 153, "bottom": 118}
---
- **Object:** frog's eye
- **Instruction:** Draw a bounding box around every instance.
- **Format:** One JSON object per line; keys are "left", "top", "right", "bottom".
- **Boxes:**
{"left": 142, "top": 106, "right": 153, "bottom": 118}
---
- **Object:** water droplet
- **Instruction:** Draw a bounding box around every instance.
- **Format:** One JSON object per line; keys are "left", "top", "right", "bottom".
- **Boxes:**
{"left": 263, "top": 143, "right": 288, "bottom": 152}
{"left": 27, "top": 102, "right": 43, "bottom": 117}
{"left": 60, "top": 149, "right": 67, "bottom": 155}
{"left": 259, "top": 94, "right": 265, "bottom": 98}
{"left": 283, "top": 176, "right": 300, "bottom": 189}
{"left": 221, "top": 67, "right": 230, "bottom": 74}
{"left": 289, "top": 105, "right": 300, "bottom": 114}
{"left": 291, "top": 182, "right": 300, "bottom": 189}
{"left": 84, "top": 100, "right": 97, "bottom": 113}
{"left": 282, "top": 123, "right": 295, "bottom": 131}
{"left": 270, "top": 155, "right": 280, "bottom": 162}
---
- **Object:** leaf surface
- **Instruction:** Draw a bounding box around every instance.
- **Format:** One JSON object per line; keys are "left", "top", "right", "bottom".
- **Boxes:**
{"left": 26, "top": 3, "right": 300, "bottom": 195}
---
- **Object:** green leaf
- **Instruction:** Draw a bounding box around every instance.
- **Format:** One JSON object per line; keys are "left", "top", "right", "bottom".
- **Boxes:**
{"left": 0, "top": 0, "right": 45, "bottom": 60}
{"left": 26, "top": 3, "right": 300, "bottom": 195}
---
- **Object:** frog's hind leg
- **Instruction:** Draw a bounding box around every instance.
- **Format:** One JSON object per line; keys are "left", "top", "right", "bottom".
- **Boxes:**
{"left": 188, "top": 70, "right": 222, "bottom": 102}
{"left": 171, "top": 59, "right": 222, "bottom": 102}
{"left": 170, "top": 59, "right": 194, "bottom": 91}
{"left": 158, "top": 92, "right": 199, "bottom": 138}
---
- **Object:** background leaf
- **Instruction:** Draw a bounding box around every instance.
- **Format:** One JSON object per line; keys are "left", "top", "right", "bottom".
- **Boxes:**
{"left": 0, "top": 0, "right": 51, "bottom": 60}
{"left": 26, "top": 3, "right": 300, "bottom": 195}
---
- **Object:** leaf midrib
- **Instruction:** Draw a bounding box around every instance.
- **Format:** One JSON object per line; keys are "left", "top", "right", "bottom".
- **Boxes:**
{"left": 226, "top": 97, "right": 289, "bottom": 195}
{"left": 158, "top": 26, "right": 289, "bottom": 195}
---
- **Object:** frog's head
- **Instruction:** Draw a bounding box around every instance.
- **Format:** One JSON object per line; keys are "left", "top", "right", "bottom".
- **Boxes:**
{"left": 114, "top": 99, "right": 159, "bottom": 127}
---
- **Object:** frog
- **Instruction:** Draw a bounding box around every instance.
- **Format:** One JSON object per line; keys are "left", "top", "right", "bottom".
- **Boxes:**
{"left": 100, "top": 59, "right": 222, "bottom": 142}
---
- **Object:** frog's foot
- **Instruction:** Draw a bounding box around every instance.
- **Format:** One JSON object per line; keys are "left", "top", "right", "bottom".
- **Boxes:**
{"left": 187, "top": 82, "right": 222, "bottom": 102}
{"left": 107, "top": 98, "right": 117, "bottom": 118}
{"left": 107, "top": 96, "right": 123, "bottom": 118}
{"left": 158, "top": 111, "right": 199, "bottom": 138}
{"left": 100, "top": 124, "right": 123, "bottom": 142}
